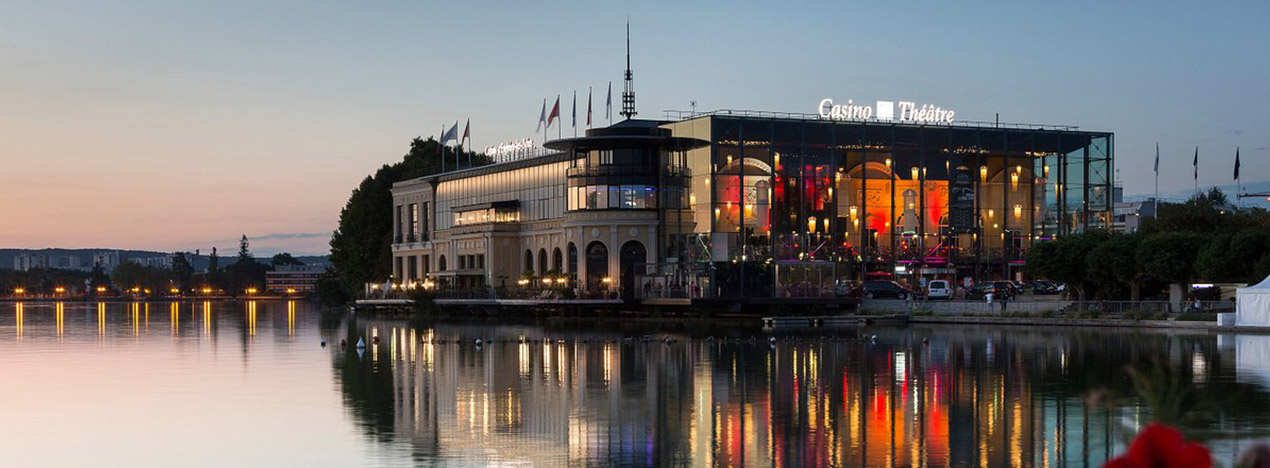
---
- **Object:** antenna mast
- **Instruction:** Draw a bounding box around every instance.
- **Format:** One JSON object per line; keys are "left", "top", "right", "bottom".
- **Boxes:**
{"left": 621, "top": 21, "right": 636, "bottom": 119}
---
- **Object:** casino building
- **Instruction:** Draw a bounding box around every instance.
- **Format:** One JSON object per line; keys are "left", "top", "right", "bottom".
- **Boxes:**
{"left": 389, "top": 106, "right": 1113, "bottom": 302}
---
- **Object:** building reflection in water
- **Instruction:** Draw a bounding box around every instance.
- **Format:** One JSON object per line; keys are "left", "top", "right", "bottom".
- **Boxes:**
{"left": 331, "top": 322, "right": 1270, "bottom": 468}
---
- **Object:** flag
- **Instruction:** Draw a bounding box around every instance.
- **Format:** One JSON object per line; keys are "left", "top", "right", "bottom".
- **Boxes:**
{"left": 1193, "top": 147, "right": 1198, "bottom": 181}
{"left": 606, "top": 81, "right": 612, "bottom": 120}
{"left": 547, "top": 96, "right": 560, "bottom": 128}
{"left": 1234, "top": 147, "right": 1241, "bottom": 181}
{"left": 1153, "top": 143, "right": 1159, "bottom": 174}
{"left": 536, "top": 99, "right": 546, "bottom": 132}
{"left": 571, "top": 91, "right": 576, "bottom": 129}
{"left": 461, "top": 119, "right": 470, "bottom": 144}
{"left": 440, "top": 122, "right": 458, "bottom": 144}
{"left": 587, "top": 87, "right": 592, "bottom": 127}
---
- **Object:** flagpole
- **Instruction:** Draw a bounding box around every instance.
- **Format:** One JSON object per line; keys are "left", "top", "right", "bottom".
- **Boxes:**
{"left": 441, "top": 125, "right": 446, "bottom": 173}
{"left": 1154, "top": 142, "right": 1159, "bottom": 218}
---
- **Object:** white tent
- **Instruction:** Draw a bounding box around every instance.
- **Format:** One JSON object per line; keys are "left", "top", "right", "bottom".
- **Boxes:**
{"left": 1236, "top": 274, "right": 1270, "bottom": 327}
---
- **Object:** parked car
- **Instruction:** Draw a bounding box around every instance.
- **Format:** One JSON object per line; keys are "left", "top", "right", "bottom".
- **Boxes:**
{"left": 926, "top": 280, "right": 952, "bottom": 300}
{"left": 966, "top": 282, "right": 1015, "bottom": 300}
{"left": 860, "top": 280, "right": 912, "bottom": 300}
{"left": 992, "top": 281, "right": 1019, "bottom": 299}
{"left": 1029, "top": 280, "right": 1059, "bottom": 295}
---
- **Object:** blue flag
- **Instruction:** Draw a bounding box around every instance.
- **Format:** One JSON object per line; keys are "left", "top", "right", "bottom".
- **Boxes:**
{"left": 1234, "top": 147, "right": 1241, "bottom": 181}
{"left": 440, "top": 122, "right": 458, "bottom": 144}
{"left": 1193, "top": 147, "right": 1198, "bottom": 181}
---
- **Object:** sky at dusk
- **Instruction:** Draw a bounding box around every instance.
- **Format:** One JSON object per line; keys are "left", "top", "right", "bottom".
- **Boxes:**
{"left": 1, "top": 1, "right": 1267, "bottom": 255}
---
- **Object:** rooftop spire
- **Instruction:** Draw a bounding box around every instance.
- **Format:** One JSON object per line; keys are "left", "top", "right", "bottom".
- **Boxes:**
{"left": 621, "top": 21, "right": 636, "bottom": 119}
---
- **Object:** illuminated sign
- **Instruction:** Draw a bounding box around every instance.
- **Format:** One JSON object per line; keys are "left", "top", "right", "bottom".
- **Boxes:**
{"left": 483, "top": 138, "right": 535, "bottom": 162}
{"left": 818, "top": 98, "right": 955, "bottom": 124}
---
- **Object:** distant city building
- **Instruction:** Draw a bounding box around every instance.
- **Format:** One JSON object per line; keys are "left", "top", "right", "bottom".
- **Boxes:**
{"left": 49, "top": 255, "right": 85, "bottom": 271}
{"left": 93, "top": 251, "right": 121, "bottom": 272}
{"left": 266, "top": 264, "right": 326, "bottom": 293}
{"left": 135, "top": 256, "right": 174, "bottom": 269}
{"left": 14, "top": 254, "right": 49, "bottom": 271}
{"left": 1113, "top": 199, "right": 1157, "bottom": 234}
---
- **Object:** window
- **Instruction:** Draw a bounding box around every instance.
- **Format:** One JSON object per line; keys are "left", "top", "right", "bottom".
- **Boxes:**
{"left": 408, "top": 203, "right": 418, "bottom": 241}
{"left": 477, "top": 254, "right": 484, "bottom": 269}
{"left": 458, "top": 256, "right": 466, "bottom": 270}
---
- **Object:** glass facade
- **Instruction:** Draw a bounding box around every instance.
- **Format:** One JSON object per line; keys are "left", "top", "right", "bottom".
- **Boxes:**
{"left": 665, "top": 115, "right": 1113, "bottom": 299}
{"left": 434, "top": 159, "right": 574, "bottom": 230}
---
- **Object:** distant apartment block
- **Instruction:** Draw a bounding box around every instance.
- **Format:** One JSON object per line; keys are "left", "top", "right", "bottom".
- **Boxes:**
{"left": 14, "top": 254, "right": 49, "bottom": 271}
{"left": 93, "top": 251, "right": 121, "bottom": 272}
{"left": 134, "top": 256, "right": 174, "bottom": 269}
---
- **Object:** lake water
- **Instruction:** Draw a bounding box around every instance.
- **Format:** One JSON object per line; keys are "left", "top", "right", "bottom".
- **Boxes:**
{"left": 2, "top": 301, "right": 1269, "bottom": 467}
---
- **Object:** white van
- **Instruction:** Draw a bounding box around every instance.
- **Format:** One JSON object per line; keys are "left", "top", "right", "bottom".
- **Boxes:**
{"left": 926, "top": 280, "right": 952, "bottom": 300}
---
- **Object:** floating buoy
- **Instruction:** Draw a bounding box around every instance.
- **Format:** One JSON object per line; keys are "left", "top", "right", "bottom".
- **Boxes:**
{"left": 768, "top": 336, "right": 777, "bottom": 344}
{"left": 371, "top": 336, "right": 380, "bottom": 345}
{"left": 356, "top": 338, "right": 366, "bottom": 349}
{"left": 474, "top": 338, "right": 483, "bottom": 346}
{"left": 320, "top": 339, "right": 327, "bottom": 347}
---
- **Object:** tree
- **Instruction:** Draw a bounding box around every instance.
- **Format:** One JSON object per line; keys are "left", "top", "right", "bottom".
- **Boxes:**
{"left": 171, "top": 252, "right": 194, "bottom": 290}
{"left": 1027, "top": 230, "right": 1109, "bottom": 300}
{"left": 1086, "top": 233, "right": 1140, "bottom": 299}
{"left": 225, "top": 235, "right": 268, "bottom": 294}
{"left": 237, "top": 235, "right": 251, "bottom": 262}
{"left": 207, "top": 247, "right": 221, "bottom": 289}
{"left": 1229, "top": 229, "right": 1270, "bottom": 283}
{"left": 1136, "top": 232, "right": 1205, "bottom": 286}
{"left": 1194, "top": 234, "right": 1234, "bottom": 283}
{"left": 111, "top": 261, "right": 171, "bottom": 295}
{"left": 271, "top": 253, "right": 305, "bottom": 268}
{"left": 329, "top": 137, "right": 491, "bottom": 291}
{"left": 89, "top": 265, "right": 112, "bottom": 291}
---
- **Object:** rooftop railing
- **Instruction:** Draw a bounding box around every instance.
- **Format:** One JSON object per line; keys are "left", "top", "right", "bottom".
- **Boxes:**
{"left": 662, "top": 109, "right": 1082, "bottom": 132}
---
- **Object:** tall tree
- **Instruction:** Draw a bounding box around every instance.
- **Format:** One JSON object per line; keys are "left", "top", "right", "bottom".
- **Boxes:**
{"left": 226, "top": 235, "right": 267, "bottom": 294}
{"left": 329, "top": 137, "right": 492, "bottom": 290}
{"left": 207, "top": 247, "right": 221, "bottom": 289}
{"left": 171, "top": 252, "right": 194, "bottom": 290}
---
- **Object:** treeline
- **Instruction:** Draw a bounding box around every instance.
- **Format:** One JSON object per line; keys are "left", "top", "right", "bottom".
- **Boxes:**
{"left": 1027, "top": 189, "right": 1270, "bottom": 300}
{"left": 1, "top": 236, "right": 316, "bottom": 297}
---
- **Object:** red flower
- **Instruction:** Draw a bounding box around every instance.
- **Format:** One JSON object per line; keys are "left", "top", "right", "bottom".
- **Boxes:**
{"left": 1103, "top": 423, "right": 1212, "bottom": 468}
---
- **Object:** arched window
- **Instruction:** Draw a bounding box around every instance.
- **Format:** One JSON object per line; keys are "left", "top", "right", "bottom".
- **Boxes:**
{"left": 619, "top": 241, "right": 647, "bottom": 300}
{"left": 552, "top": 248, "right": 563, "bottom": 272}
{"left": 438, "top": 255, "right": 447, "bottom": 272}
{"left": 538, "top": 248, "right": 548, "bottom": 275}
{"left": 524, "top": 250, "right": 534, "bottom": 275}
{"left": 586, "top": 241, "right": 609, "bottom": 290}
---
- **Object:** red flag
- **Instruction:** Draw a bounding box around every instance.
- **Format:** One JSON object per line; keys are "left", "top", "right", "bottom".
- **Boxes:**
{"left": 587, "top": 88, "right": 592, "bottom": 127}
{"left": 461, "top": 119, "right": 470, "bottom": 143}
{"left": 547, "top": 96, "right": 560, "bottom": 128}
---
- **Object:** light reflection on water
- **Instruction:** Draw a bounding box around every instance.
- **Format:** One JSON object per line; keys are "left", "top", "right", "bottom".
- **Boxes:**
{"left": 1, "top": 301, "right": 1270, "bottom": 467}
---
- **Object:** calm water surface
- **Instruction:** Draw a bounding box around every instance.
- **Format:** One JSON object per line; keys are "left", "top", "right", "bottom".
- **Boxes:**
{"left": 2, "top": 301, "right": 1270, "bottom": 467}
